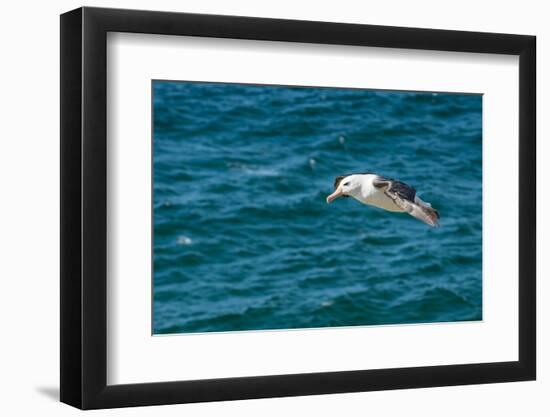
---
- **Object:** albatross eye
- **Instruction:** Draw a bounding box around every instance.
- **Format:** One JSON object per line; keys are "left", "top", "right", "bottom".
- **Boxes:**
{"left": 343, "top": 182, "right": 350, "bottom": 186}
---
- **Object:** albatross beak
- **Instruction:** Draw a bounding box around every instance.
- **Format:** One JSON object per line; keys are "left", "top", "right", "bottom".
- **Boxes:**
{"left": 326, "top": 187, "right": 343, "bottom": 204}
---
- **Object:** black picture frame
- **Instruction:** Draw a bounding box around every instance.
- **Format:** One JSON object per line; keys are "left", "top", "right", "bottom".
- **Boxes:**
{"left": 60, "top": 6, "right": 536, "bottom": 410}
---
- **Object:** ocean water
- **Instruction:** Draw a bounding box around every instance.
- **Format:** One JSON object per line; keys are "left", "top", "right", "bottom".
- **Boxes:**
{"left": 152, "top": 81, "right": 482, "bottom": 334}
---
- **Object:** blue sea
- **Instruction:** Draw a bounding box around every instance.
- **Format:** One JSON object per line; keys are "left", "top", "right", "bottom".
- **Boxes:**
{"left": 152, "top": 81, "right": 482, "bottom": 334}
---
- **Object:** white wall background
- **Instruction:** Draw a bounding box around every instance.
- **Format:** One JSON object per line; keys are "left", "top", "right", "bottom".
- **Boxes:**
{"left": 0, "top": 0, "right": 545, "bottom": 415}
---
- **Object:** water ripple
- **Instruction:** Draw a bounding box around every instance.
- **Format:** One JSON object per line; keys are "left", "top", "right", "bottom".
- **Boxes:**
{"left": 152, "top": 81, "right": 482, "bottom": 334}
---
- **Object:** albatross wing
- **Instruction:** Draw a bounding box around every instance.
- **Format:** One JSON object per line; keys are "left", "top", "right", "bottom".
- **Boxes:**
{"left": 373, "top": 177, "right": 440, "bottom": 227}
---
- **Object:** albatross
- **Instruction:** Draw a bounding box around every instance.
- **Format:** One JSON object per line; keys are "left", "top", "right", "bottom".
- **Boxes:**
{"left": 326, "top": 173, "right": 440, "bottom": 227}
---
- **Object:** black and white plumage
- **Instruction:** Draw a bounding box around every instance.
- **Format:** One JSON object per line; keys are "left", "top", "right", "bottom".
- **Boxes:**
{"left": 326, "top": 173, "right": 440, "bottom": 227}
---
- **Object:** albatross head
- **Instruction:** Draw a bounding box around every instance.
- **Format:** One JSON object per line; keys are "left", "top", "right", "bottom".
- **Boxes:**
{"left": 326, "top": 174, "right": 361, "bottom": 203}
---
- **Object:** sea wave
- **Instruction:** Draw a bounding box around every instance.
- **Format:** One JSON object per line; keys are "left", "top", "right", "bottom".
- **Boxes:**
{"left": 152, "top": 81, "right": 483, "bottom": 334}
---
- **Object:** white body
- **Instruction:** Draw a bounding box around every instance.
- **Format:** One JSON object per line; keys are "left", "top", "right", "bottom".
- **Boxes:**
{"left": 349, "top": 174, "right": 404, "bottom": 212}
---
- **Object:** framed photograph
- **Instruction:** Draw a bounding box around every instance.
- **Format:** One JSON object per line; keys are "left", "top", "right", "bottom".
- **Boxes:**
{"left": 60, "top": 6, "right": 536, "bottom": 409}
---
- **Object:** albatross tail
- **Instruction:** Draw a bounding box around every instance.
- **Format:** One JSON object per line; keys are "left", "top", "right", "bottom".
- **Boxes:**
{"left": 413, "top": 196, "right": 440, "bottom": 227}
